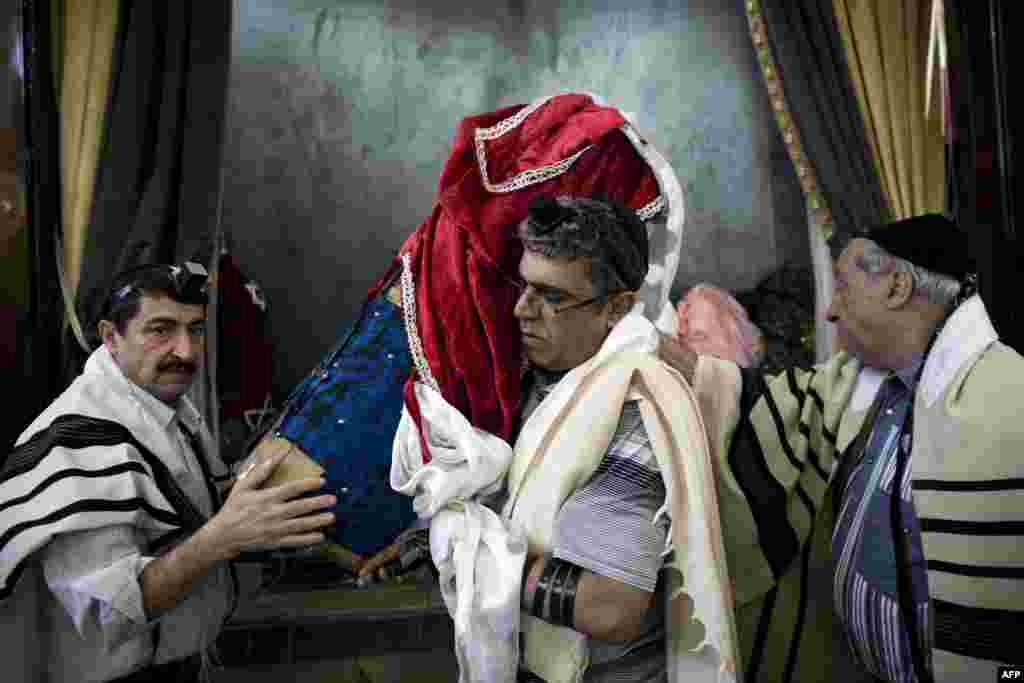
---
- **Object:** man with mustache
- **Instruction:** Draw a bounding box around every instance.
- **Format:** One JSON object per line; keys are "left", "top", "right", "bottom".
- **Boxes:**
{"left": 0, "top": 262, "right": 336, "bottom": 683}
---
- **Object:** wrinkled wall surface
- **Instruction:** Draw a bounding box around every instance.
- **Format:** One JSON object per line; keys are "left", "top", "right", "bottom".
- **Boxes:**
{"left": 223, "top": 0, "right": 808, "bottom": 392}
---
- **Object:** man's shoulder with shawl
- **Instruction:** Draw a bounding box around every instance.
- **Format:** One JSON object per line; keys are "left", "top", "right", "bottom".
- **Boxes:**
{"left": 6, "top": 368, "right": 164, "bottom": 485}
{"left": 16, "top": 366, "right": 136, "bottom": 443}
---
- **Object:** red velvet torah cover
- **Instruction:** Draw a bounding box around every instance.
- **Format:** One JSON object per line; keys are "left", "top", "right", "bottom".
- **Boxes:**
{"left": 370, "top": 93, "right": 661, "bottom": 462}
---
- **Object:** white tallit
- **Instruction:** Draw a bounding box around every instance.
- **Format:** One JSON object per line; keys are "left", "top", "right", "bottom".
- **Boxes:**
{"left": 502, "top": 312, "right": 741, "bottom": 683}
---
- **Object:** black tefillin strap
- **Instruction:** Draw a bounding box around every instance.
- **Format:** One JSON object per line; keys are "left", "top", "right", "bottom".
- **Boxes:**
{"left": 529, "top": 557, "right": 583, "bottom": 629}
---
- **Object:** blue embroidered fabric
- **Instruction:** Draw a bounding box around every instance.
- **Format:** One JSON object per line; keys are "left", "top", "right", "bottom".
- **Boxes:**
{"left": 276, "top": 294, "right": 416, "bottom": 556}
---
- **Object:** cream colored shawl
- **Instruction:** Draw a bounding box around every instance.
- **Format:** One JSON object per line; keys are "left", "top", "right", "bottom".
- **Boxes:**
{"left": 502, "top": 313, "right": 740, "bottom": 683}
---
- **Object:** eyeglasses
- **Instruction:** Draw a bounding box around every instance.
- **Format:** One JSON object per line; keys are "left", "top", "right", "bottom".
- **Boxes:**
{"left": 510, "top": 278, "right": 622, "bottom": 317}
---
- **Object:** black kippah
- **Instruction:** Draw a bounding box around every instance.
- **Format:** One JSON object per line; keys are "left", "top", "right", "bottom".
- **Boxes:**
{"left": 865, "top": 214, "right": 975, "bottom": 281}
{"left": 525, "top": 195, "right": 650, "bottom": 291}
{"left": 527, "top": 196, "right": 576, "bottom": 236}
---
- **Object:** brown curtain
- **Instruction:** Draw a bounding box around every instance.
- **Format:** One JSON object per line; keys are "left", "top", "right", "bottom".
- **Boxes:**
{"left": 745, "top": 0, "right": 891, "bottom": 362}
{"left": 70, "top": 0, "right": 233, "bottom": 443}
{"left": 58, "top": 0, "right": 118, "bottom": 349}
{"left": 833, "top": 0, "right": 945, "bottom": 218}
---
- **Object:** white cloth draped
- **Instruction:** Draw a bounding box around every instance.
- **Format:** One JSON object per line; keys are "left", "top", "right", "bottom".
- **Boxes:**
{"left": 391, "top": 380, "right": 526, "bottom": 683}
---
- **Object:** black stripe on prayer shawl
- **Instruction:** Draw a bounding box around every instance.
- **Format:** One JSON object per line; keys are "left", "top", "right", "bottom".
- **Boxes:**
{"left": 926, "top": 560, "right": 1024, "bottom": 579}
{"left": 782, "top": 483, "right": 818, "bottom": 683}
{"left": 178, "top": 423, "right": 222, "bottom": 511}
{"left": 1, "top": 415, "right": 210, "bottom": 602}
{"left": 920, "top": 518, "right": 1024, "bottom": 536}
{"left": 805, "top": 393, "right": 837, "bottom": 444}
{"left": 177, "top": 423, "right": 241, "bottom": 623}
{"left": 745, "top": 586, "right": 778, "bottom": 683}
{"left": 767, "top": 375, "right": 818, "bottom": 529}
{"left": 785, "top": 374, "right": 821, "bottom": 526}
{"left": 795, "top": 371, "right": 836, "bottom": 446}
{"left": 782, "top": 516, "right": 816, "bottom": 683}
{"left": 0, "top": 462, "right": 149, "bottom": 515}
{"left": 0, "top": 497, "right": 183, "bottom": 601}
{"left": 2, "top": 414, "right": 152, "bottom": 480}
{"left": 785, "top": 368, "right": 832, "bottom": 483}
{"left": 765, "top": 374, "right": 804, "bottom": 474}
{"left": 796, "top": 423, "right": 830, "bottom": 483}
{"left": 785, "top": 368, "right": 834, "bottom": 447}
{"left": 3, "top": 414, "right": 206, "bottom": 531}
{"left": 933, "top": 598, "right": 1024, "bottom": 663}
{"left": 730, "top": 369, "right": 799, "bottom": 579}
{"left": 914, "top": 478, "right": 1024, "bottom": 492}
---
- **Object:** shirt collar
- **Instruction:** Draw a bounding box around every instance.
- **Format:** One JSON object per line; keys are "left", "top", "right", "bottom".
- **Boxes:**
{"left": 919, "top": 295, "right": 999, "bottom": 407}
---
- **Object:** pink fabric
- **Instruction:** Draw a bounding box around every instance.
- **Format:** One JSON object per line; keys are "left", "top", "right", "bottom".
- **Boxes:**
{"left": 676, "top": 284, "right": 765, "bottom": 368}
{"left": 368, "top": 94, "right": 661, "bottom": 463}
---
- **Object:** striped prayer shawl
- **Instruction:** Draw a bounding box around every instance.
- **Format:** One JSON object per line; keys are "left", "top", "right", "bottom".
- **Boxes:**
{"left": 699, "top": 339, "right": 1024, "bottom": 682}
{"left": 713, "top": 353, "right": 862, "bottom": 683}
{"left": 0, "top": 414, "right": 204, "bottom": 603}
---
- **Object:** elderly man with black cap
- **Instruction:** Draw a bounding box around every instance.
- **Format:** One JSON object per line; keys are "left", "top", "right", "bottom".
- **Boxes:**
{"left": 0, "top": 263, "right": 337, "bottom": 683}
{"left": 661, "top": 214, "right": 1024, "bottom": 682}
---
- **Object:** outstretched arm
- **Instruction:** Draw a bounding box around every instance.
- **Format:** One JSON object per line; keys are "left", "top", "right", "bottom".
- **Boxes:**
{"left": 141, "top": 446, "right": 335, "bottom": 617}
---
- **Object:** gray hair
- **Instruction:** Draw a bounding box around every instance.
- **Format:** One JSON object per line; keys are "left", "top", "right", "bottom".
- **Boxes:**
{"left": 856, "top": 238, "right": 962, "bottom": 307}
{"left": 518, "top": 196, "right": 635, "bottom": 297}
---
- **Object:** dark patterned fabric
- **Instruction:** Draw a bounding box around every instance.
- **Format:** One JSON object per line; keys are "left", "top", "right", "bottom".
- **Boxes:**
{"left": 832, "top": 374, "right": 933, "bottom": 682}
{"left": 276, "top": 294, "right": 416, "bottom": 555}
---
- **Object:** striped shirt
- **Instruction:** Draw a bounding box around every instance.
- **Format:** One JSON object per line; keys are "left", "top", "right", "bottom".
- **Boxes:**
{"left": 832, "top": 366, "right": 933, "bottom": 682}
{"left": 520, "top": 369, "right": 669, "bottom": 683}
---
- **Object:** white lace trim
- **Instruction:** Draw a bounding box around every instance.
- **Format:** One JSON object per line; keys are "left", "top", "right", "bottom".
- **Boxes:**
{"left": 474, "top": 95, "right": 595, "bottom": 195}
{"left": 476, "top": 144, "right": 594, "bottom": 194}
{"left": 400, "top": 252, "right": 440, "bottom": 394}
{"left": 474, "top": 95, "right": 553, "bottom": 141}
{"left": 637, "top": 195, "right": 666, "bottom": 221}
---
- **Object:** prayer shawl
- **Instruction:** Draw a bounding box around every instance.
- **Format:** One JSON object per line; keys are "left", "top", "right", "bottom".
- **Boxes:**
{"left": 1, "top": 347, "right": 226, "bottom": 602}
{"left": 502, "top": 312, "right": 740, "bottom": 683}
{"left": 691, "top": 295, "right": 1024, "bottom": 682}
{"left": 373, "top": 92, "right": 682, "bottom": 464}
{"left": 0, "top": 347, "right": 228, "bottom": 681}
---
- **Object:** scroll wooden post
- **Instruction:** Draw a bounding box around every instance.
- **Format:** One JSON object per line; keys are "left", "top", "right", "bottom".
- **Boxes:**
{"left": 243, "top": 435, "right": 366, "bottom": 574}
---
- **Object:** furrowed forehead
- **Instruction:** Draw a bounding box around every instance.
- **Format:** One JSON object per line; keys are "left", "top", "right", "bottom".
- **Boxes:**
{"left": 519, "top": 251, "right": 593, "bottom": 295}
{"left": 135, "top": 294, "right": 206, "bottom": 326}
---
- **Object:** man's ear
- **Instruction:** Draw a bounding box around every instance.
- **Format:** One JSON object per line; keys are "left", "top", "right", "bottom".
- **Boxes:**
{"left": 886, "top": 269, "right": 914, "bottom": 309}
{"left": 607, "top": 292, "right": 636, "bottom": 327}
{"left": 97, "top": 320, "right": 118, "bottom": 352}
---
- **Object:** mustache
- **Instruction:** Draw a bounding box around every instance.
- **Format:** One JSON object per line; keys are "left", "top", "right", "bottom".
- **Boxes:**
{"left": 158, "top": 360, "right": 197, "bottom": 374}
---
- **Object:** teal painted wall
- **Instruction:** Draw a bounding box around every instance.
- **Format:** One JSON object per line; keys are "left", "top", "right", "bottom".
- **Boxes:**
{"left": 222, "top": 0, "right": 807, "bottom": 392}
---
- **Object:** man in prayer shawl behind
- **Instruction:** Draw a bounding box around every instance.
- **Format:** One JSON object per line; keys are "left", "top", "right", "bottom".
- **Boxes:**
{"left": 662, "top": 214, "right": 1024, "bottom": 682}
{"left": 0, "top": 263, "right": 336, "bottom": 683}
{"left": 499, "top": 195, "right": 736, "bottom": 683}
